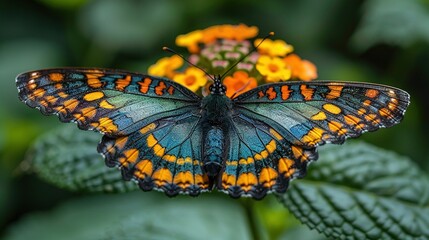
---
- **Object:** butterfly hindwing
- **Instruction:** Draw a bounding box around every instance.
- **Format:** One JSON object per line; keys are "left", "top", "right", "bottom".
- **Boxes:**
{"left": 16, "top": 68, "right": 200, "bottom": 136}
{"left": 218, "top": 112, "right": 316, "bottom": 199}
{"left": 233, "top": 81, "right": 410, "bottom": 148}
{"left": 98, "top": 110, "right": 210, "bottom": 196}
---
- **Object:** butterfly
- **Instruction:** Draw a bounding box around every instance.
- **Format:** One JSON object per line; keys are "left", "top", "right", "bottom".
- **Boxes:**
{"left": 16, "top": 68, "right": 410, "bottom": 199}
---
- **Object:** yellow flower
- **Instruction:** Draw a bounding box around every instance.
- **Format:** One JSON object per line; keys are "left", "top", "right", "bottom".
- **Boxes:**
{"left": 223, "top": 71, "right": 257, "bottom": 98}
{"left": 148, "top": 55, "right": 183, "bottom": 79}
{"left": 256, "top": 56, "right": 291, "bottom": 82}
{"left": 283, "top": 54, "right": 318, "bottom": 81}
{"left": 254, "top": 38, "right": 294, "bottom": 57}
{"left": 176, "top": 30, "right": 203, "bottom": 53}
{"left": 173, "top": 67, "right": 208, "bottom": 92}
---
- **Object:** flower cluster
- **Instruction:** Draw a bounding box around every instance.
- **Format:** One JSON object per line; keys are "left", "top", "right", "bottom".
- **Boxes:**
{"left": 148, "top": 24, "right": 318, "bottom": 97}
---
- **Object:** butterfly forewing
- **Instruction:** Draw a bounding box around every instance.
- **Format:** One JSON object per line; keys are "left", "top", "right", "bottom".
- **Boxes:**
{"left": 16, "top": 68, "right": 201, "bottom": 136}
{"left": 233, "top": 81, "right": 410, "bottom": 148}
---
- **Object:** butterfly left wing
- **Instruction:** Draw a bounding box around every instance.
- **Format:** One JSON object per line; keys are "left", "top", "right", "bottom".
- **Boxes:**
{"left": 16, "top": 68, "right": 201, "bottom": 136}
{"left": 98, "top": 111, "right": 210, "bottom": 196}
{"left": 17, "top": 68, "right": 211, "bottom": 196}
{"left": 219, "top": 81, "right": 409, "bottom": 198}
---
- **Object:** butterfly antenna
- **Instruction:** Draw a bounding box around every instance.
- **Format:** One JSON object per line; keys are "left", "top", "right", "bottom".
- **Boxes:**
{"left": 219, "top": 31, "right": 274, "bottom": 80}
{"left": 162, "top": 47, "right": 215, "bottom": 81}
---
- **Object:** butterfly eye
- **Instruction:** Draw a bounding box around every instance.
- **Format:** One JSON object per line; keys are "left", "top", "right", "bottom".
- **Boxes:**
{"left": 209, "top": 85, "right": 213, "bottom": 92}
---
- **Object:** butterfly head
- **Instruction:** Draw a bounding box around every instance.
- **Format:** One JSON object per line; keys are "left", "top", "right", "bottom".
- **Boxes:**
{"left": 209, "top": 75, "right": 227, "bottom": 95}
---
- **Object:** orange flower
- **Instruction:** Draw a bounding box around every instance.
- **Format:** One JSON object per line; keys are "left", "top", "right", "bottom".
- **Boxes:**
{"left": 223, "top": 71, "right": 257, "bottom": 98}
{"left": 256, "top": 56, "right": 291, "bottom": 82}
{"left": 283, "top": 54, "right": 318, "bottom": 81}
{"left": 201, "top": 24, "right": 258, "bottom": 43}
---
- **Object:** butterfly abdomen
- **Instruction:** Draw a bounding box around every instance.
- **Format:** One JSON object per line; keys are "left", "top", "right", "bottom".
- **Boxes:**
{"left": 203, "top": 126, "right": 225, "bottom": 177}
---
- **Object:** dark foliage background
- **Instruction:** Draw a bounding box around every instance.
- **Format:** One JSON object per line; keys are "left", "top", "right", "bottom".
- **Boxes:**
{"left": 0, "top": 0, "right": 428, "bottom": 239}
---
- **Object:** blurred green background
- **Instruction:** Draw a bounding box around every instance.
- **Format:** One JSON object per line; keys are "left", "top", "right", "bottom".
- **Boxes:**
{"left": 1, "top": 0, "right": 428, "bottom": 239}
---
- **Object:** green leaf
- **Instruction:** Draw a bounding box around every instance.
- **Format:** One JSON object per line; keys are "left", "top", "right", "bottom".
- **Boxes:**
{"left": 278, "top": 142, "right": 429, "bottom": 239}
{"left": 29, "top": 125, "right": 138, "bottom": 193}
{"left": 4, "top": 192, "right": 251, "bottom": 240}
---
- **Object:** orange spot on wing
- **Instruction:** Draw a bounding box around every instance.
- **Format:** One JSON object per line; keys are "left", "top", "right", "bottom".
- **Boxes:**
{"left": 116, "top": 75, "right": 132, "bottom": 91}
{"left": 155, "top": 81, "right": 167, "bottom": 95}
{"left": 300, "top": 85, "right": 314, "bottom": 101}
{"left": 266, "top": 140, "right": 276, "bottom": 154}
{"left": 138, "top": 78, "right": 152, "bottom": 94}
{"left": 363, "top": 100, "right": 371, "bottom": 107}
{"left": 365, "top": 89, "right": 379, "bottom": 98}
{"left": 311, "top": 111, "right": 327, "bottom": 121}
{"left": 281, "top": 85, "right": 292, "bottom": 100}
{"left": 258, "top": 90, "right": 265, "bottom": 98}
{"left": 63, "top": 99, "right": 79, "bottom": 112}
{"left": 73, "top": 107, "right": 96, "bottom": 122}
{"left": 278, "top": 157, "right": 295, "bottom": 178}
{"left": 344, "top": 115, "right": 363, "bottom": 130}
{"left": 237, "top": 173, "right": 258, "bottom": 191}
{"left": 388, "top": 102, "right": 397, "bottom": 111}
{"left": 92, "top": 117, "right": 118, "bottom": 133}
{"left": 269, "top": 128, "right": 283, "bottom": 140}
{"left": 153, "top": 168, "right": 173, "bottom": 186}
{"left": 28, "top": 81, "right": 37, "bottom": 90}
{"left": 326, "top": 85, "right": 344, "bottom": 99}
{"left": 99, "top": 100, "right": 115, "bottom": 109}
{"left": 115, "top": 136, "right": 128, "bottom": 151}
{"left": 358, "top": 108, "right": 367, "bottom": 115}
{"left": 291, "top": 145, "right": 310, "bottom": 162}
{"left": 119, "top": 148, "right": 139, "bottom": 167}
{"left": 134, "top": 160, "right": 153, "bottom": 179}
{"left": 222, "top": 173, "right": 236, "bottom": 188}
{"left": 265, "top": 87, "right": 277, "bottom": 100}
{"left": 323, "top": 103, "right": 342, "bottom": 114}
{"left": 57, "top": 92, "right": 68, "bottom": 98}
{"left": 162, "top": 154, "right": 177, "bottom": 162}
{"left": 301, "top": 127, "right": 325, "bottom": 146}
{"left": 83, "top": 91, "right": 104, "bottom": 101}
{"left": 167, "top": 86, "right": 175, "bottom": 95}
{"left": 379, "top": 108, "right": 392, "bottom": 118}
{"left": 86, "top": 73, "right": 104, "bottom": 88}
{"left": 44, "top": 95, "right": 58, "bottom": 105}
{"left": 32, "top": 88, "right": 45, "bottom": 98}
{"left": 364, "top": 113, "right": 377, "bottom": 122}
{"left": 195, "top": 174, "right": 209, "bottom": 188}
{"left": 49, "top": 73, "right": 64, "bottom": 82}
{"left": 173, "top": 171, "right": 193, "bottom": 188}
{"left": 328, "top": 121, "right": 347, "bottom": 135}
{"left": 259, "top": 167, "right": 277, "bottom": 188}
{"left": 140, "top": 123, "right": 156, "bottom": 134}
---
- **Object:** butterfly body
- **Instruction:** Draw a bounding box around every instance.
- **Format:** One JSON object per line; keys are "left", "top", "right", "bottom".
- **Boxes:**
{"left": 16, "top": 68, "right": 410, "bottom": 199}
